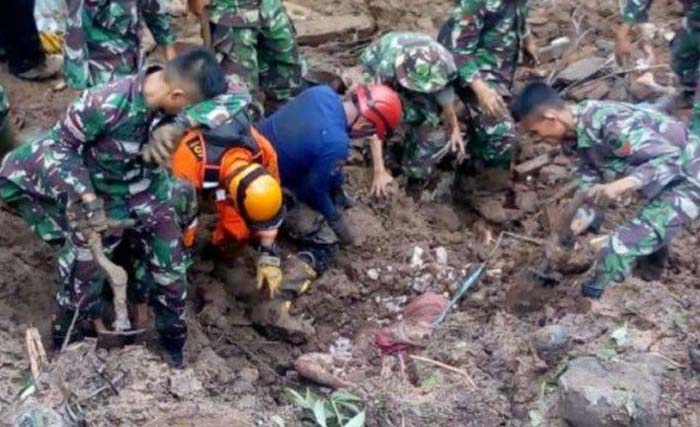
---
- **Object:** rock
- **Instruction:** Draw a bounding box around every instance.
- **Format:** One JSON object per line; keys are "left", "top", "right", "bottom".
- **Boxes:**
{"left": 555, "top": 57, "right": 608, "bottom": 84}
{"left": 540, "top": 164, "right": 569, "bottom": 184}
{"left": 629, "top": 72, "right": 675, "bottom": 101}
{"left": 294, "top": 14, "right": 375, "bottom": 46}
{"left": 568, "top": 80, "right": 612, "bottom": 102}
{"left": 435, "top": 247, "right": 448, "bottom": 266}
{"left": 367, "top": 268, "right": 380, "bottom": 281}
{"left": 169, "top": 368, "right": 204, "bottom": 399}
{"left": 514, "top": 154, "right": 551, "bottom": 176}
{"left": 558, "top": 356, "right": 661, "bottom": 427}
{"left": 410, "top": 246, "right": 425, "bottom": 269}
{"left": 539, "top": 37, "right": 572, "bottom": 63}
{"left": 532, "top": 325, "right": 570, "bottom": 365}
{"left": 515, "top": 191, "right": 538, "bottom": 213}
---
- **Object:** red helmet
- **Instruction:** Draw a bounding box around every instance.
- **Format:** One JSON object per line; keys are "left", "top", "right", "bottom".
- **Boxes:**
{"left": 353, "top": 84, "right": 402, "bottom": 140}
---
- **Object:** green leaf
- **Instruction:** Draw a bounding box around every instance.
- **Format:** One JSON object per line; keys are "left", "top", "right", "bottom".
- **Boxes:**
{"left": 312, "top": 399, "right": 329, "bottom": 427}
{"left": 336, "top": 401, "right": 361, "bottom": 414}
{"left": 331, "top": 391, "right": 363, "bottom": 402}
{"left": 342, "top": 411, "right": 366, "bottom": 427}
{"left": 284, "top": 388, "right": 311, "bottom": 409}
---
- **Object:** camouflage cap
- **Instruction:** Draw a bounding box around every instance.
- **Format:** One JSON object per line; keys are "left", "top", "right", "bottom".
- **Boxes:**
{"left": 394, "top": 42, "right": 457, "bottom": 94}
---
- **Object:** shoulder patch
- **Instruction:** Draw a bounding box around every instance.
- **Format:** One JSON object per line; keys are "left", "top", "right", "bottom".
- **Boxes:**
{"left": 187, "top": 137, "right": 204, "bottom": 160}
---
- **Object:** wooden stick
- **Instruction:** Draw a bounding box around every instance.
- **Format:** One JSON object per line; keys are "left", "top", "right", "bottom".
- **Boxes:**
{"left": 503, "top": 232, "right": 545, "bottom": 246}
{"left": 408, "top": 354, "right": 476, "bottom": 390}
{"left": 61, "top": 296, "right": 85, "bottom": 353}
{"left": 562, "top": 64, "right": 670, "bottom": 94}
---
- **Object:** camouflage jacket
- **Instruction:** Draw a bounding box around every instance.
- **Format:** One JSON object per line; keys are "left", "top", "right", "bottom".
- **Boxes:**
{"left": 621, "top": 0, "right": 700, "bottom": 29}
{"left": 439, "top": 0, "right": 528, "bottom": 93}
{"left": 63, "top": 0, "right": 174, "bottom": 90}
{"left": 569, "top": 101, "right": 700, "bottom": 199}
{"left": 207, "top": 0, "right": 264, "bottom": 25}
{"left": 3, "top": 67, "right": 251, "bottom": 202}
{"left": 360, "top": 32, "right": 457, "bottom": 95}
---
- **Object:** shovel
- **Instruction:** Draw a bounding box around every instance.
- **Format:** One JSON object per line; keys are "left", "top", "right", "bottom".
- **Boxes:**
{"left": 86, "top": 219, "right": 146, "bottom": 349}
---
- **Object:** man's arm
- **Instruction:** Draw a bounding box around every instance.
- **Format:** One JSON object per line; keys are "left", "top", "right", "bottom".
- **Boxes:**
{"left": 623, "top": 132, "right": 683, "bottom": 194}
{"left": 47, "top": 90, "right": 120, "bottom": 201}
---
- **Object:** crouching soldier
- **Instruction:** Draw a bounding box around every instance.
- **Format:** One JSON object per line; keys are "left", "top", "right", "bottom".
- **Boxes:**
{"left": 0, "top": 47, "right": 252, "bottom": 367}
{"left": 512, "top": 82, "right": 700, "bottom": 299}
{"left": 358, "top": 32, "right": 462, "bottom": 197}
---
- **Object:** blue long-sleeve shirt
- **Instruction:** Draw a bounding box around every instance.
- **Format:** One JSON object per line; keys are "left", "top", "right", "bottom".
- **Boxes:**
{"left": 258, "top": 85, "right": 350, "bottom": 220}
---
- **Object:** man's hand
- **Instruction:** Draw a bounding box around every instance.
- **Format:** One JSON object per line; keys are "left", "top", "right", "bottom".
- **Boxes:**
{"left": 448, "top": 127, "right": 467, "bottom": 162}
{"left": 329, "top": 215, "right": 355, "bottom": 246}
{"left": 471, "top": 79, "right": 508, "bottom": 119}
{"left": 587, "top": 177, "right": 639, "bottom": 206}
{"left": 615, "top": 24, "right": 633, "bottom": 66}
{"left": 187, "top": 0, "right": 209, "bottom": 16}
{"left": 371, "top": 169, "right": 394, "bottom": 198}
{"left": 142, "top": 122, "right": 187, "bottom": 167}
{"left": 68, "top": 195, "right": 109, "bottom": 235}
{"left": 257, "top": 253, "right": 283, "bottom": 299}
{"left": 523, "top": 35, "right": 540, "bottom": 67}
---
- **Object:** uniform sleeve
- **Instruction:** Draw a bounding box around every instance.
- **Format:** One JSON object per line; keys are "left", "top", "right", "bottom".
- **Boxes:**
{"left": 141, "top": 0, "right": 175, "bottom": 46}
{"left": 48, "top": 90, "right": 123, "bottom": 201}
{"left": 176, "top": 83, "right": 253, "bottom": 129}
{"left": 621, "top": 0, "right": 654, "bottom": 24}
{"left": 450, "top": 0, "right": 488, "bottom": 83}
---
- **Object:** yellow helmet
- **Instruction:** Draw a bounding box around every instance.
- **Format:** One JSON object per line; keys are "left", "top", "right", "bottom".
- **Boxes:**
{"left": 227, "top": 163, "right": 285, "bottom": 229}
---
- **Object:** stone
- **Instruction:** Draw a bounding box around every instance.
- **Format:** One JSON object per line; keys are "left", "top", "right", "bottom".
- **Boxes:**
{"left": 515, "top": 191, "right": 538, "bottom": 213}
{"left": 169, "top": 368, "right": 204, "bottom": 399}
{"left": 532, "top": 325, "right": 570, "bottom": 365}
{"left": 435, "top": 247, "right": 448, "bottom": 266}
{"left": 538, "top": 37, "right": 572, "bottom": 63}
{"left": 555, "top": 57, "right": 607, "bottom": 84}
{"left": 367, "top": 268, "right": 380, "bottom": 281}
{"left": 568, "top": 80, "right": 612, "bottom": 102}
{"left": 558, "top": 356, "right": 661, "bottom": 427}
{"left": 410, "top": 246, "right": 425, "bottom": 269}
{"left": 294, "top": 14, "right": 375, "bottom": 46}
{"left": 514, "top": 154, "right": 551, "bottom": 176}
{"left": 540, "top": 164, "right": 569, "bottom": 184}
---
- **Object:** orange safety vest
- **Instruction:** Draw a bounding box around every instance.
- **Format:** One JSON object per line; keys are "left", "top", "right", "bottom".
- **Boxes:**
{"left": 171, "top": 116, "right": 280, "bottom": 247}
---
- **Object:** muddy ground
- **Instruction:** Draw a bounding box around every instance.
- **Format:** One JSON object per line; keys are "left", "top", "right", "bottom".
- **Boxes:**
{"left": 2, "top": 0, "right": 700, "bottom": 426}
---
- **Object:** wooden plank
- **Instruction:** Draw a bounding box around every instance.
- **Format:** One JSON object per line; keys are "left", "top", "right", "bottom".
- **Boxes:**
{"left": 514, "top": 154, "right": 551, "bottom": 176}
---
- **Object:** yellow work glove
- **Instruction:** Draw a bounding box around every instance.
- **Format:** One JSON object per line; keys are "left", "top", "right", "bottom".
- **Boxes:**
{"left": 257, "top": 253, "right": 283, "bottom": 299}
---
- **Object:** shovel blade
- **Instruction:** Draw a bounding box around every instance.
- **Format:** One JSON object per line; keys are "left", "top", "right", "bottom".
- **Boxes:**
{"left": 96, "top": 329, "right": 146, "bottom": 350}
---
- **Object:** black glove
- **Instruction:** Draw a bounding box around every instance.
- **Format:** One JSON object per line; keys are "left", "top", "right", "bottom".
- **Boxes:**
{"left": 328, "top": 214, "right": 354, "bottom": 246}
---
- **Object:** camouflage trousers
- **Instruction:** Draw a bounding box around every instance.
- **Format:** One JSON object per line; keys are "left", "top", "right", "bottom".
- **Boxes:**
{"left": 210, "top": 0, "right": 302, "bottom": 110}
{"left": 670, "top": 22, "right": 700, "bottom": 133}
{"left": 590, "top": 180, "right": 700, "bottom": 292}
{"left": 282, "top": 200, "right": 338, "bottom": 274}
{"left": 0, "top": 176, "right": 189, "bottom": 348}
{"left": 397, "top": 90, "right": 517, "bottom": 180}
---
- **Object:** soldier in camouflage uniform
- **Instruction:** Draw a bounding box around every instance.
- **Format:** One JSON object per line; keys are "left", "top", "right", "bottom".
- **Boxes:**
{"left": 359, "top": 31, "right": 465, "bottom": 191}
{"left": 438, "top": 0, "right": 534, "bottom": 170}
{"left": 0, "top": 48, "right": 251, "bottom": 366}
{"left": 616, "top": 0, "right": 700, "bottom": 132}
{"left": 190, "top": 0, "right": 302, "bottom": 111}
{"left": 513, "top": 82, "right": 700, "bottom": 299}
{"left": 63, "top": 0, "right": 176, "bottom": 90}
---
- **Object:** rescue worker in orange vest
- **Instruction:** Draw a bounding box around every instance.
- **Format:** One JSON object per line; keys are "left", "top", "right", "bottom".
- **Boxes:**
{"left": 170, "top": 111, "right": 287, "bottom": 299}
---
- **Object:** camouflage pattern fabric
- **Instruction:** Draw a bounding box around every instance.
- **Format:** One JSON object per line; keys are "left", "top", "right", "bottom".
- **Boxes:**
{"left": 0, "top": 85, "right": 8, "bottom": 121}
{"left": 360, "top": 32, "right": 458, "bottom": 180}
{"left": 622, "top": 0, "right": 700, "bottom": 133}
{"left": 63, "top": 0, "right": 174, "bottom": 90}
{"left": 438, "top": 0, "right": 528, "bottom": 94}
{"left": 437, "top": 0, "right": 527, "bottom": 169}
{"left": 208, "top": 0, "right": 302, "bottom": 108}
{"left": 0, "top": 68, "right": 251, "bottom": 347}
{"left": 568, "top": 100, "right": 700, "bottom": 293}
{"left": 0, "top": 85, "right": 13, "bottom": 159}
